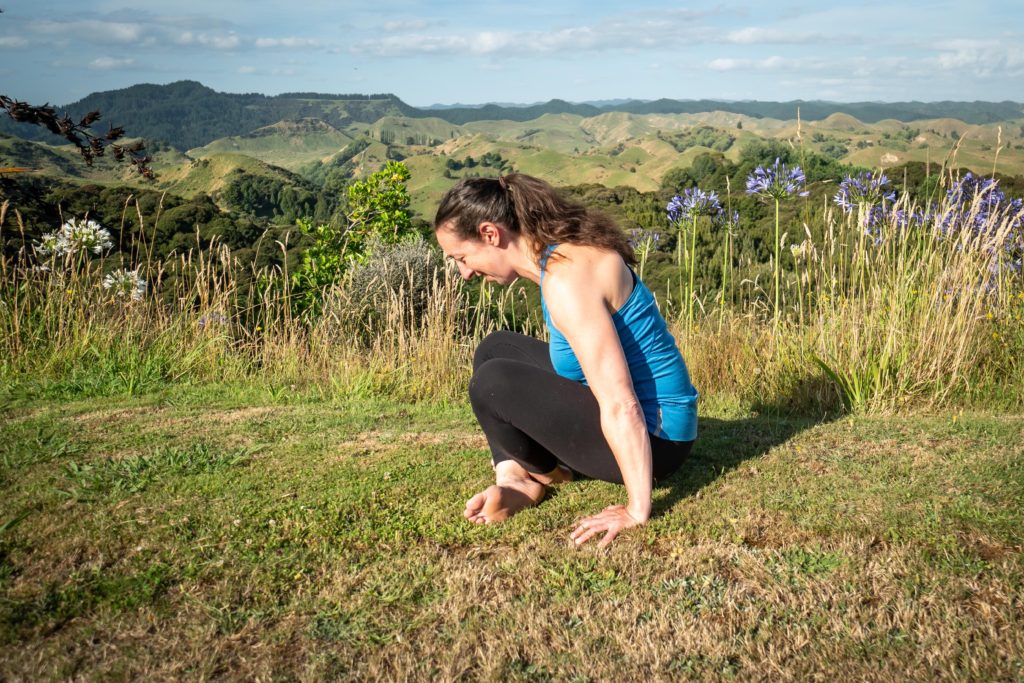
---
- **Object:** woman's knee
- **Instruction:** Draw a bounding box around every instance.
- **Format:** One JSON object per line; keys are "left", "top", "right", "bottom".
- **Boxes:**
{"left": 473, "top": 330, "right": 525, "bottom": 371}
{"left": 469, "top": 357, "right": 521, "bottom": 412}
{"left": 469, "top": 357, "right": 500, "bottom": 404}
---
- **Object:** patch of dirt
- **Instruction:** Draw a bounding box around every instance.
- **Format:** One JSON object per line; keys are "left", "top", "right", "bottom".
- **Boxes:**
{"left": 73, "top": 406, "right": 174, "bottom": 429}
{"left": 73, "top": 406, "right": 289, "bottom": 439}
{"left": 332, "top": 429, "right": 486, "bottom": 461}
{"left": 958, "top": 532, "right": 1016, "bottom": 563}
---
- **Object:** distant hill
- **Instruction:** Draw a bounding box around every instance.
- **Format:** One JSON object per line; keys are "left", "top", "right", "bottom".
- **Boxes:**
{"left": 188, "top": 118, "right": 356, "bottom": 172}
{"left": 613, "top": 99, "right": 1024, "bottom": 124}
{"left": 0, "top": 80, "right": 417, "bottom": 151}
{"left": 2, "top": 81, "right": 1021, "bottom": 151}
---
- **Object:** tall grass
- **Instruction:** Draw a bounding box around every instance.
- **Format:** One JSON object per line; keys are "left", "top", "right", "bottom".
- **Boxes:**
{"left": 0, "top": 200, "right": 531, "bottom": 402}
{"left": 1, "top": 182, "right": 1021, "bottom": 414}
{"left": 681, "top": 188, "right": 1023, "bottom": 413}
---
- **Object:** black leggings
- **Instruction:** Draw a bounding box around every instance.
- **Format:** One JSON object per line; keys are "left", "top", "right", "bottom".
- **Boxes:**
{"left": 468, "top": 330, "right": 693, "bottom": 484}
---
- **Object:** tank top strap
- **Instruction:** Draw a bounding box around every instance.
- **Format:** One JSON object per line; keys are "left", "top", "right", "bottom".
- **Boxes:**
{"left": 539, "top": 243, "right": 559, "bottom": 283}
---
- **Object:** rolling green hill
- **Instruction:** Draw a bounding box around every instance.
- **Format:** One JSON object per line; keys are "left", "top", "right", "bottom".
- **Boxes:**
{"left": 365, "top": 116, "right": 463, "bottom": 147}
{"left": 189, "top": 118, "right": 355, "bottom": 172}
{"left": 6, "top": 106, "right": 1024, "bottom": 226}
{"left": 160, "top": 152, "right": 307, "bottom": 198}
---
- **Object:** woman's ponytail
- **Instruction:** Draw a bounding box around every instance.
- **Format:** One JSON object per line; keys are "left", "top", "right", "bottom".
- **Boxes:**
{"left": 435, "top": 173, "right": 635, "bottom": 266}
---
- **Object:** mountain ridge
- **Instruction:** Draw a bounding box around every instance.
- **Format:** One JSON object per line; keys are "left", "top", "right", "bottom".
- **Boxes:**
{"left": 2, "top": 80, "right": 1022, "bottom": 151}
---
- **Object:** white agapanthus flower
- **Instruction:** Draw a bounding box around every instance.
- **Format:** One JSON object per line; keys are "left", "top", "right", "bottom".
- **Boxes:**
{"left": 35, "top": 218, "right": 113, "bottom": 258}
{"left": 102, "top": 268, "right": 147, "bottom": 301}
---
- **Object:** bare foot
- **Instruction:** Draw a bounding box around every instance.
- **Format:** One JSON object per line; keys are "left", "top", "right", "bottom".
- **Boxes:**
{"left": 463, "top": 478, "right": 546, "bottom": 524}
{"left": 530, "top": 464, "right": 574, "bottom": 485}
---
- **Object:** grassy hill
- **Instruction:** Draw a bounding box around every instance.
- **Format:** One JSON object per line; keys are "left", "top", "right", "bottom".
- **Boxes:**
{"left": 1, "top": 134, "right": 98, "bottom": 179}
{"left": 0, "top": 81, "right": 417, "bottom": 151}
{"left": 188, "top": 119, "right": 355, "bottom": 172}
{"left": 159, "top": 152, "right": 306, "bottom": 198}
{"left": 7, "top": 107, "right": 1024, "bottom": 225}
{"left": 365, "top": 116, "right": 463, "bottom": 147}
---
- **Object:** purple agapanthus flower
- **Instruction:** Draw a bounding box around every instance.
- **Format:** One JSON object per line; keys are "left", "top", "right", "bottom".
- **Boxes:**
{"left": 197, "top": 311, "right": 229, "bottom": 331}
{"left": 833, "top": 172, "right": 897, "bottom": 213}
{"left": 938, "top": 173, "right": 1024, "bottom": 259}
{"left": 667, "top": 187, "right": 723, "bottom": 223}
{"left": 888, "top": 207, "right": 929, "bottom": 231}
{"left": 946, "top": 173, "right": 1013, "bottom": 214}
{"left": 745, "top": 158, "right": 810, "bottom": 201}
{"left": 715, "top": 209, "right": 740, "bottom": 231}
{"left": 628, "top": 227, "right": 662, "bottom": 251}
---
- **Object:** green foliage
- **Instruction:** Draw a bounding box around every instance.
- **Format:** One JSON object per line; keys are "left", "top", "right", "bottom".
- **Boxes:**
{"left": 220, "top": 169, "right": 333, "bottom": 225}
{"left": 820, "top": 142, "right": 849, "bottom": 159}
{"left": 301, "top": 138, "right": 371, "bottom": 188}
{"left": 291, "top": 161, "right": 416, "bottom": 315}
{"left": 344, "top": 161, "right": 414, "bottom": 259}
{"left": 891, "top": 127, "right": 920, "bottom": 143}
{"left": 292, "top": 218, "right": 347, "bottom": 315}
{"left": 659, "top": 126, "right": 735, "bottom": 153}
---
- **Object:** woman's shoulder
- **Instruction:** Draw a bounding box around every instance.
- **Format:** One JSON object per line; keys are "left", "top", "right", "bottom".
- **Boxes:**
{"left": 543, "top": 244, "right": 632, "bottom": 309}
{"left": 547, "top": 243, "right": 621, "bottom": 271}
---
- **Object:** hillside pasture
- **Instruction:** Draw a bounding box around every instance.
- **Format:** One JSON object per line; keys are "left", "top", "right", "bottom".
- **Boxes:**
{"left": 187, "top": 119, "right": 355, "bottom": 172}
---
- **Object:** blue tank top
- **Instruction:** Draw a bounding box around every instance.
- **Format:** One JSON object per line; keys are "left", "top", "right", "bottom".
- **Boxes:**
{"left": 540, "top": 245, "right": 698, "bottom": 441}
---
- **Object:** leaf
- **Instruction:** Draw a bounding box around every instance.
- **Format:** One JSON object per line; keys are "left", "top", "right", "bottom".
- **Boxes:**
{"left": 0, "top": 510, "right": 31, "bottom": 536}
{"left": 812, "top": 353, "right": 855, "bottom": 413}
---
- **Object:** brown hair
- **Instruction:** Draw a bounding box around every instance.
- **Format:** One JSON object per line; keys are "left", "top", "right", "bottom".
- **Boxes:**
{"left": 433, "top": 174, "right": 636, "bottom": 266}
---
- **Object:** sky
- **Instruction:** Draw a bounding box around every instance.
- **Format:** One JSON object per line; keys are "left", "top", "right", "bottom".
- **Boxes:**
{"left": 1, "top": 0, "right": 1023, "bottom": 107}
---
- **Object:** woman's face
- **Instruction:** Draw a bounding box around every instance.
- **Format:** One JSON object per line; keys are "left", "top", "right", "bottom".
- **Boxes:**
{"left": 435, "top": 222, "right": 518, "bottom": 285}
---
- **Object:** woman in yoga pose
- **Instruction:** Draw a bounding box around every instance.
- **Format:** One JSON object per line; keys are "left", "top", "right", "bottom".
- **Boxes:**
{"left": 434, "top": 174, "right": 698, "bottom": 548}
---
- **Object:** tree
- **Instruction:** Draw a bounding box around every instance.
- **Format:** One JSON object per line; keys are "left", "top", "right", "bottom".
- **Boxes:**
{"left": 291, "top": 161, "right": 415, "bottom": 315}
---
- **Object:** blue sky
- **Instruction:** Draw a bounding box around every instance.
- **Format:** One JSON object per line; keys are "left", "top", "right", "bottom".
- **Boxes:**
{"left": 2, "top": 0, "right": 1022, "bottom": 106}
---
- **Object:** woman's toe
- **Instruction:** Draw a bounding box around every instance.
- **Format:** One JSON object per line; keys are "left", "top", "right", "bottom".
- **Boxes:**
{"left": 465, "top": 491, "right": 487, "bottom": 518}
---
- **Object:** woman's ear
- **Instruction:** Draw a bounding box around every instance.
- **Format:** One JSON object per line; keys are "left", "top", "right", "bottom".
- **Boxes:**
{"left": 478, "top": 222, "right": 501, "bottom": 245}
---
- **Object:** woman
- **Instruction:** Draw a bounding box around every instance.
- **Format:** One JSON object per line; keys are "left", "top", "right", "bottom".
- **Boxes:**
{"left": 434, "top": 174, "right": 698, "bottom": 548}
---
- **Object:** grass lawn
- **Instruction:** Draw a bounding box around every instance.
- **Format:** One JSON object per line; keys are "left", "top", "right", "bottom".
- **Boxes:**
{"left": 1, "top": 384, "right": 1021, "bottom": 680}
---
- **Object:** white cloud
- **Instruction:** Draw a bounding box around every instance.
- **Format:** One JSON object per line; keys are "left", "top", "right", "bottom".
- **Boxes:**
{"left": 707, "top": 56, "right": 807, "bottom": 72}
{"left": 88, "top": 56, "right": 136, "bottom": 70}
{"left": 235, "top": 65, "right": 298, "bottom": 76}
{"left": 353, "top": 9, "right": 719, "bottom": 57}
{"left": 708, "top": 57, "right": 751, "bottom": 71}
{"left": 934, "top": 39, "right": 1024, "bottom": 76}
{"left": 176, "top": 31, "right": 241, "bottom": 49}
{"left": 255, "top": 37, "right": 321, "bottom": 49}
{"left": 25, "top": 14, "right": 277, "bottom": 52}
{"left": 0, "top": 36, "right": 29, "bottom": 48}
{"left": 725, "top": 27, "right": 829, "bottom": 45}
{"left": 382, "top": 19, "right": 437, "bottom": 32}
{"left": 31, "top": 19, "right": 147, "bottom": 45}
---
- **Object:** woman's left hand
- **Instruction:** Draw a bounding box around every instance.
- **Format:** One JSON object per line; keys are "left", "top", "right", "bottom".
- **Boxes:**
{"left": 570, "top": 505, "right": 646, "bottom": 548}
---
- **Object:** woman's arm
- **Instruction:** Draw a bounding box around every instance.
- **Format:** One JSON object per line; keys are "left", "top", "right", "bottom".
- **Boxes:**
{"left": 543, "top": 260, "right": 652, "bottom": 546}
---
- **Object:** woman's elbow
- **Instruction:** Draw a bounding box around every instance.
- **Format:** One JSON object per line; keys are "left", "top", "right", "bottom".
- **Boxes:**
{"left": 604, "top": 397, "right": 645, "bottom": 424}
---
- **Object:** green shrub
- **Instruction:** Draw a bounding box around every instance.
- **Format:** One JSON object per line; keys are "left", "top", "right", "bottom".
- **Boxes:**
{"left": 322, "top": 237, "right": 444, "bottom": 343}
